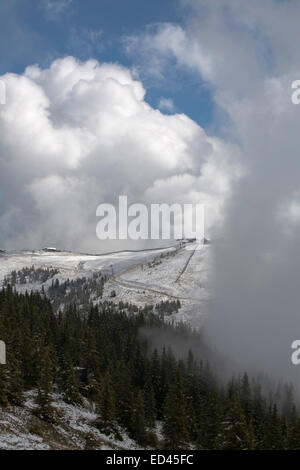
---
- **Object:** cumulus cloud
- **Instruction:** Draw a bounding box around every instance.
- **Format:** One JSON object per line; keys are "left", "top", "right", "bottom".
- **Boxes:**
{"left": 0, "top": 56, "right": 236, "bottom": 252}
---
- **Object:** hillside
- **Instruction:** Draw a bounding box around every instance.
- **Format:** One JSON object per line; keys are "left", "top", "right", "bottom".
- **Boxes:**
{"left": 0, "top": 244, "right": 298, "bottom": 450}
{"left": 0, "top": 242, "right": 211, "bottom": 327}
{"left": 0, "top": 285, "right": 297, "bottom": 450}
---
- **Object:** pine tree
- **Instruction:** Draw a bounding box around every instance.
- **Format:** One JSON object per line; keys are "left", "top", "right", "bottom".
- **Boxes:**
{"left": 114, "top": 361, "right": 135, "bottom": 432}
{"left": 287, "top": 406, "right": 300, "bottom": 449}
{"left": 282, "top": 383, "right": 295, "bottom": 422}
{"left": 162, "top": 369, "right": 190, "bottom": 449}
{"left": 95, "top": 371, "right": 118, "bottom": 437}
{"left": 83, "top": 329, "right": 101, "bottom": 383}
{"left": 7, "top": 352, "right": 24, "bottom": 406}
{"left": 251, "top": 381, "right": 267, "bottom": 449}
{"left": 21, "top": 324, "right": 39, "bottom": 389}
{"left": 196, "top": 388, "right": 220, "bottom": 449}
{"left": 262, "top": 404, "right": 285, "bottom": 450}
{"left": 150, "top": 349, "right": 163, "bottom": 418}
{"left": 215, "top": 393, "right": 256, "bottom": 450}
{"left": 35, "top": 348, "right": 55, "bottom": 422}
{"left": 59, "top": 353, "right": 82, "bottom": 405}
{"left": 0, "top": 364, "right": 9, "bottom": 408}
{"left": 131, "top": 390, "right": 148, "bottom": 445}
{"left": 144, "top": 378, "right": 157, "bottom": 429}
{"left": 240, "top": 373, "right": 252, "bottom": 419}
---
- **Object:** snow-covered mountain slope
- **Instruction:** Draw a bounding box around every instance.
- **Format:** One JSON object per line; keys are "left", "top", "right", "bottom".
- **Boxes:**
{"left": 0, "top": 243, "right": 211, "bottom": 326}
{"left": 0, "top": 392, "right": 142, "bottom": 450}
{"left": 0, "top": 246, "right": 178, "bottom": 283}
{"left": 0, "top": 244, "right": 211, "bottom": 449}
{"left": 106, "top": 243, "right": 211, "bottom": 327}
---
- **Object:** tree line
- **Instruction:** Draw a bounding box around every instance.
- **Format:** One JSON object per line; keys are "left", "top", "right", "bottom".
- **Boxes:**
{"left": 0, "top": 285, "right": 299, "bottom": 449}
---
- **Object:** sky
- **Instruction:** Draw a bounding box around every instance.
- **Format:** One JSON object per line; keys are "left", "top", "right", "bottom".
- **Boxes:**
{"left": 0, "top": 0, "right": 213, "bottom": 128}
{"left": 2, "top": 0, "right": 300, "bottom": 383}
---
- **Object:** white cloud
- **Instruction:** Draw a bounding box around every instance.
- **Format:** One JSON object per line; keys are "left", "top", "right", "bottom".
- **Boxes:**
{"left": 0, "top": 56, "right": 237, "bottom": 251}
{"left": 158, "top": 97, "right": 175, "bottom": 112}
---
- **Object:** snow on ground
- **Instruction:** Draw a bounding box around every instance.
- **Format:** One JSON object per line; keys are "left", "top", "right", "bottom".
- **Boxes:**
{"left": 0, "top": 391, "right": 142, "bottom": 450}
{"left": 0, "top": 243, "right": 211, "bottom": 327}
{"left": 0, "top": 246, "right": 178, "bottom": 286}
{"left": 104, "top": 243, "right": 211, "bottom": 327}
{"left": 0, "top": 408, "right": 49, "bottom": 450}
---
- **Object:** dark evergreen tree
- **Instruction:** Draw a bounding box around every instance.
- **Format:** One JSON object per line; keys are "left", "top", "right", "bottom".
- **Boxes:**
{"left": 287, "top": 406, "right": 300, "bottom": 450}
{"left": 162, "top": 369, "right": 190, "bottom": 449}
{"left": 7, "top": 352, "right": 24, "bottom": 406}
{"left": 0, "top": 364, "right": 9, "bottom": 407}
{"left": 240, "top": 373, "right": 252, "bottom": 419}
{"left": 143, "top": 376, "right": 157, "bottom": 429}
{"left": 131, "top": 390, "right": 148, "bottom": 445}
{"left": 216, "top": 393, "right": 256, "bottom": 450}
{"left": 262, "top": 404, "right": 285, "bottom": 450}
{"left": 95, "top": 371, "right": 118, "bottom": 437}
{"left": 35, "top": 347, "right": 55, "bottom": 422}
{"left": 59, "top": 353, "right": 82, "bottom": 405}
